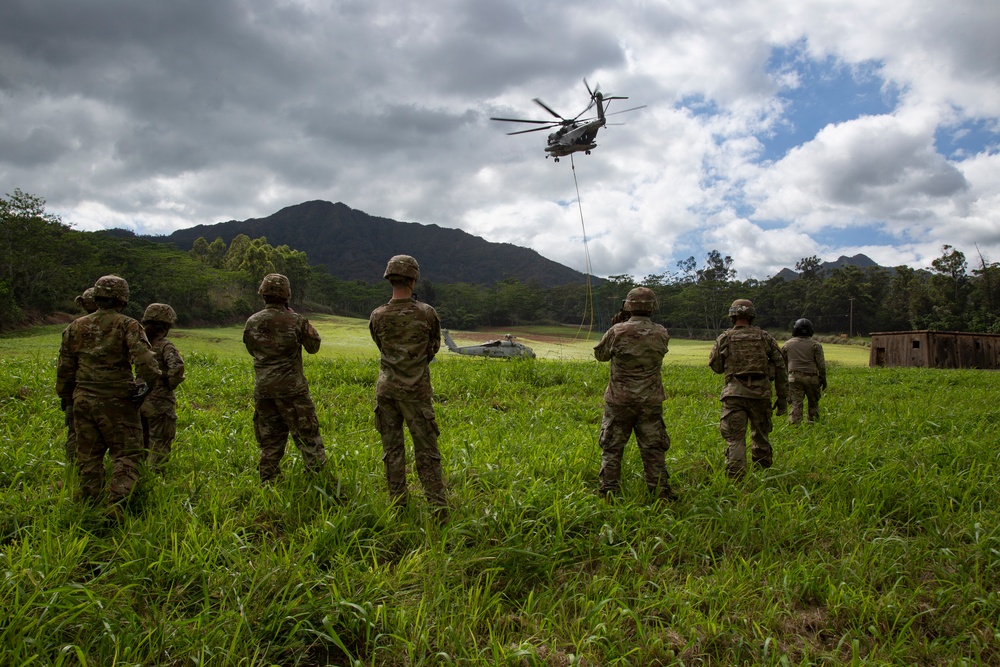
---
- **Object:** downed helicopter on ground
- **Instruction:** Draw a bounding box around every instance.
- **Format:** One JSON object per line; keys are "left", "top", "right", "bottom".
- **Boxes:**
{"left": 442, "top": 330, "right": 536, "bottom": 359}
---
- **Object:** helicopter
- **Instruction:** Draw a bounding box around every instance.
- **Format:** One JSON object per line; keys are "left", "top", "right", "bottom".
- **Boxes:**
{"left": 490, "top": 79, "right": 645, "bottom": 161}
{"left": 442, "top": 330, "right": 536, "bottom": 359}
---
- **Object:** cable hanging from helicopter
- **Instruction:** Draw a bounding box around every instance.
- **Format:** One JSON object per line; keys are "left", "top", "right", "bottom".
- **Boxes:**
{"left": 490, "top": 78, "right": 646, "bottom": 162}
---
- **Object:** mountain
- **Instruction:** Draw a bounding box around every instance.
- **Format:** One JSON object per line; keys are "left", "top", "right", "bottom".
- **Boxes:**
{"left": 156, "top": 201, "right": 590, "bottom": 287}
{"left": 773, "top": 254, "right": 888, "bottom": 280}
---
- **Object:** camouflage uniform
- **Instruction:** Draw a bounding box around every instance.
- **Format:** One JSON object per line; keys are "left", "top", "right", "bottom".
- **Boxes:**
{"left": 243, "top": 277, "right": 327, "bottom": 483}
{"left": 140, "top": 326, "right": 186, "bottom": 469}
{"left": 56, "top": 278, "right": 161, "bottom": 506}
{"left": 369, "top": 266, "right": 446, "bottom": 509}
{"left": 593, "top": 303, "right": 673, "bottom": 499}
{"left": 709, "top": 306, "right": 788, "bottom": 477}
{"left": 782, "top": 335, "right": 826, "bottom": 424}
{"left": 62, "top": 287, "right": 98, "bottom": 465}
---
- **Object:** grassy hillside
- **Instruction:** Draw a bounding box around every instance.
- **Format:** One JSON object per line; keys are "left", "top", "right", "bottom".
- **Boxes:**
{"left": 1, "top": 320, "right": 993, "bottom": 666}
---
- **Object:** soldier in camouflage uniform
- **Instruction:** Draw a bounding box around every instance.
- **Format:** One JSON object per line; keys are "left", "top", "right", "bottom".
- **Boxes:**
{"left": 781, "top": 318, "right": 826, "bottom": 424}
{"left": 243, "top": 274, "right": 328, "bottom": 483}
{"left": 593, "top": 287, "right": 677, "bottom": 501}
{"left": 369, "top": 255, "right": 448, "bottom": 514}
{"left": 62, "top": 287, "right": 98, "bottom": 466}
{"left": 140, "top": 303, "right": 186, "bottom": 470}
{"left": 56, "top": 276, "right": 161, "bottom": 515}
{"left": 709, "top": 299, "right": 788, "bottom": 478}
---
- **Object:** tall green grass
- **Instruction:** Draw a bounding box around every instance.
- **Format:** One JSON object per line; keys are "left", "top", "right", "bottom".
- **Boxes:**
{"left": 1, "top": 318, "right": 994, "bottom": 665}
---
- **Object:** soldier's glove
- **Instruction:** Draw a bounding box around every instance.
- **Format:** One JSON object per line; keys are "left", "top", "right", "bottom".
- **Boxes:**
{"left": 774, "top": 397, "right": 788, "bottom": 416}
{"left": 132, "top": 381, "right": 153, "bottom": 408}
{"left": 610, "top": 308, "right": 630, "bottom": 326}
{"left": 60, "top": 396, "right": 71, "bottom": 411}
{"left": 820, "top": 377, "right": 828, "bottom": 391}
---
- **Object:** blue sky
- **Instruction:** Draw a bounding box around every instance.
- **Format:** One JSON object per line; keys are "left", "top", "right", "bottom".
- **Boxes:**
{"left": 2, "top": 0, "right": 999, "bottom": 280}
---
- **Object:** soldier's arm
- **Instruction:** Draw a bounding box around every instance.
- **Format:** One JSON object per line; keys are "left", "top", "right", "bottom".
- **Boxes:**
{"left": 300, "top": 317, "right": 322, "bottom": 355}
{"left": 708, "top": 336, "right": 726, "bottom": 374}
{"left": 368, "top": 317, "right": 383, "bottom": 352}
{"left": 768, "top": 336, "right": 788, "bottom": 398}
{"left": 163, "top": 341, "right": 186, "bottom": 389}
{"left": 593, "top": 329, "right": 615, "bottom": 362}
{"left": 816, "top": 341, "right": 827, "bottom": 387}
{"left": 128, "top": 322, "right": 162, "bottom": 385}
{"left": 55, "top": 326, "right": 77, "bottom": 401}
{"left": 427, "top": 308, "right": 442, "bottom": 360}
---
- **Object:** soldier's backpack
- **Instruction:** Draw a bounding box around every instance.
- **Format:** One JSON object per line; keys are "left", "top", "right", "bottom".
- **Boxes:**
{"left": 724, "top": 327, "right": 770, "bottom": 376}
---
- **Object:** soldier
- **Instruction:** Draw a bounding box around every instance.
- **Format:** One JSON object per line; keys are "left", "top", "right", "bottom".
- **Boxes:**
{"left": 593, "top": 287, "right": 676, "bottom": 501}
{"left": 62, "top": 287, "right": 98, "bottom": 466}
{"left": 781, "top": 318, "right": 826, "bottom": 424}
{"left": 243, "top": 274, "right": 328, "bottom": 483}
{"left": 140, "top": 303, "right": 186, "bottom": 470}
{"left": 369, "top": 255, "right": 448, "bottom": 516}
{"left": 709, "top": 299, "right": 788, "bottom": 478}
{"left": 56, "top": 275, "right": 161, "bottom": 518}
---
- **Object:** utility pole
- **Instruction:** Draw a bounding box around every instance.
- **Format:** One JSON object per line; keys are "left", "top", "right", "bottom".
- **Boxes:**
{"left": 848, "top": 297, "right": 855, "bottom": 338}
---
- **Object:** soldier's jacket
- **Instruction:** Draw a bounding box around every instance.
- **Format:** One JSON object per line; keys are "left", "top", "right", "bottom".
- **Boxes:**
{"left": 56, "top": 307, "right": 161, "bottom": 400}
{"left": 781, "top": 336, "right": 826, "bottom": 379}
{"left": 243, "top": 304, "right": 321, "bottom": 399}
{"left": 594, "top": 316, "right": 670, "bottom": 405}
{"left": 369, "top": 298, "right": 441, "bottom": 401}
{"left": 709, "top": 324, "right": 788, "bottom": 400}
{"left": 146, "top": 336, "right": 186, "bottom": 406}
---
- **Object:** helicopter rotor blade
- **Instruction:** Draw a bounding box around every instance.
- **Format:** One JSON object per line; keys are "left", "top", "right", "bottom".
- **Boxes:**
{"left": 490, "top": 116, "right": 558, "bottom": 125}
{"left": 506, "top": 124, "right": 559, "bottom": 136}
{"left": 532, "top": 98, "right": 566, "bottom": 121}
{"left": 604, "top": 104, "right": 647, "bottom": 117}
{"left": 584, "top": 77, "right": 594, "bottom": 97}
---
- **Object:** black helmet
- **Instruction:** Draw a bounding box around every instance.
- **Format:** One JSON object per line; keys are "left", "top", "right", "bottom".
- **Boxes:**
{"left": 792, "top": 318, "right": 814, "bottom": 337}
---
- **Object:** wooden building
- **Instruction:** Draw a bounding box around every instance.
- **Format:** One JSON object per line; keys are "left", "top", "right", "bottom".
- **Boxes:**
{"left": 869, "top": 330, "right": 1000, "bottom": 369}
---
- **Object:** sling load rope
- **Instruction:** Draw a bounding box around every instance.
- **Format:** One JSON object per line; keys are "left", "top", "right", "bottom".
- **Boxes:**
{"left": 570, "top": 153, "right": 598, "bottom": 341}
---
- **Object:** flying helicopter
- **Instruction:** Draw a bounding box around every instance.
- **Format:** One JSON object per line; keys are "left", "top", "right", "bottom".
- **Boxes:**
{"left": 442, "top": 330, "right": 536, "bottom": 359}
{"left": 490, "top": 79, "right": 645, "bottom": 161}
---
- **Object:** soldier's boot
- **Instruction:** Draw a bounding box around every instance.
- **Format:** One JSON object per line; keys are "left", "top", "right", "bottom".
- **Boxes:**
{"left": 789, "top": 401, "right": 803, "bottom": 425}
{"left": 750, "top": 438, "right": 773, "bottom": 469}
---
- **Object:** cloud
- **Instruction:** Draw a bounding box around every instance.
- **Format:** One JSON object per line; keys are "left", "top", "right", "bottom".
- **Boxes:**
{"left": 1, "top": 0, "right": 999, "bottom": 281}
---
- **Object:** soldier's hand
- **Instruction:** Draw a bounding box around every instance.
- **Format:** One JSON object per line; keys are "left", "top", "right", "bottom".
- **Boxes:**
{"left": 132, "top": 381, "right": 152, "bottom": 407}
{"left": 820, "top": 377, "right": 828, "bottom": 391}
{"left": 60, "top": 396, "right": 70, "bottom": 411}
{"left": 774, "top": 398, "right": 788, "bottom": 416}
{"left": 610, "top": 309, "right": 629, "bottom": 326}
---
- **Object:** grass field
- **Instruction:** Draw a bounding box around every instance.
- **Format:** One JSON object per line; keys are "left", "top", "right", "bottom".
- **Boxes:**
{"left": 1, "top": 316, "right": 996, "bottom": 666}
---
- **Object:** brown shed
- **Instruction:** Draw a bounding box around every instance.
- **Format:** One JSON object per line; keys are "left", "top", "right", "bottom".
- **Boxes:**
{"left": 869, "top": 330, "right": 1000, "bottom": 369}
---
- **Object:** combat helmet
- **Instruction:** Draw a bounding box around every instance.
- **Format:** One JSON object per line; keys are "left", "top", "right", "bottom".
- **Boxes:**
{"left": 92, "top": 275, "right": 129, "bottom": 303}
{"left": 258, "top": 273, "right": 291, "bottom": 300}
{"left": 728, "top": 298, "right": 756, "bottom": 322}
{"left": 75, "top": 287, "right": 97, "bottom": 313}
{"left": 142, "top": 303, "right": 177, "bottom": 326}
{"left": 792, "top": 318, "right": 814, "bottom": 337}
{"left": 383, "top": 255, "right": 420, "bottom": 281}
{"left": 624, "top": 286, "right": 657, "bottom": 314}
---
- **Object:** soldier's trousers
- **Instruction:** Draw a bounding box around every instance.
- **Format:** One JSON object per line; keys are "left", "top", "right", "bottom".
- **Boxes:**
{"left": 73, "top": 395, "right": 143, "bottom": 504}
{"left": 597, "top": 402, "right": 671, "bottom": 496}
{"left": 374, "top": 396, "right": 446, "bottom": 507}
{"left": 253, "top": 393, "right": 327, "bottom": 483}
{"left": 788, "top": 375, "right": 822, "bottom": 424}
{"left": 141, "top": 398, "right": 178, "bottom": 469}
{"left": 719, "top": 396, "right": 773, "bottom": 476}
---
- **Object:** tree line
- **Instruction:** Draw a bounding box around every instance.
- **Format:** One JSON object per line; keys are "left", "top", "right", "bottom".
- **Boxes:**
{"left": 3, "top": 189, "right": 998, "bottom": 336}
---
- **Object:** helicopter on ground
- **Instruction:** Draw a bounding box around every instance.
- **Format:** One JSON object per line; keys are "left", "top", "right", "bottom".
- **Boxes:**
{"left": 490, "top": 79, "right": 645, "bottom": 161}
{"left": 441, "top": 330, "right": 536, "bottom": 359}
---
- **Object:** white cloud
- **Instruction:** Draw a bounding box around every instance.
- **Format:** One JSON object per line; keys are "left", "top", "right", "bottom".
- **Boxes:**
{"left": 2, "top": 0, "right": 999, "bottom": 280}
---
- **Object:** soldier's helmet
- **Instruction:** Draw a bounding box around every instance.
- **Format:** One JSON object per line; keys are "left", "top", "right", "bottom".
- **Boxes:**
{"left": 142, "top": 303, "right": 177, "bottom": 326}
{"left": 92, "top": 275, "right": 129, "bottom": 303}
{"left": 75, "top": 287, "right": 97, "bottom": 312}
{"left": 383, "top": 255, "right": 420, "bottom": 281}
{"left": 624, "top": 287, "right": 657, "bottom": 314}
{"left": 258, "top": 273, "right": 291, "bottom": 300}
{"left": 728, "top": 298, "right": 756, "bottom": 322}
{"left": 792, "top": 318, "right": 814, "bottom": 337}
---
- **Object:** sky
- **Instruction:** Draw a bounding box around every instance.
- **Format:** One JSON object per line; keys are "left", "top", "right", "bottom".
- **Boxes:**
{"left": 2, "top": 0, "right": 999, "bottom": 281}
